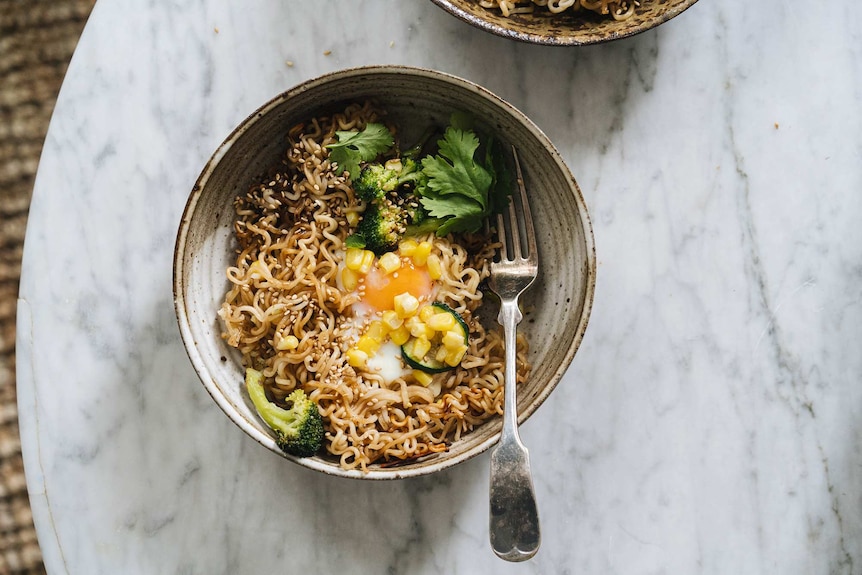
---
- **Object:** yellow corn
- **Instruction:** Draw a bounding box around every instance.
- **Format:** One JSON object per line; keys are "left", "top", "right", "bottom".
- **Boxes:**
{"left": 366, "top": 320, "right": 388, "bottom": 340}
{"left": 413, "top": 241, "right": 433, "bottom": 266}
{"left": 426, "top": 254, "right": 442, "bottom": 280}
{"left": 378, "top": 252, "right": 401, "bottom": 275}
{"left": 381, "top": 310, "right": 403, "bottom": 331}
{"left": 409, "top": 337, "right": 432, "bottom": 360}
{"left": 345, "top": 211, "right": 360, "bottom": 227}
{"left": 341, "top": 267, "right": 359, "bottom": 292}
{"left": 444, "top": 345, "right": 468, "bottom": 367}
{"left": 346, "top": 348, "right": 368, "bottom": 368}
{"left": 345, "top": 248, "right": 365, "bottom": 271}
{"left": 276, "top": 334, "right": 299, "bottom": 351}
{"left": 406, "top": 316, "right": 434, "bottom": 339}
{"left": 442, "top": 329, "right": 466, "bottom": 350}
{"left": 393, "top": 292, "right": 419, "bottom": 318}
{"left": 427, "top": 311, "right": 456, "bottom": 332}
{"left": 357, "top": 335, "right": 380, "bottom": 355}
{"left": 358, "top": 250, "right": 375, "bottom": 274}
{"left": 419, "top": 305, "right": 436, "bottom": 322}
{"left": 389, "top": 325, "right": 410, "bottom": 346}
{"left": 248, "top": 260, "right": 267, "bottom": 279}
{"left": 398, "top": 239, "right": 418, "bottom": 257}
{"left": 413, "top": 370, "right": 434, "bottom": 386}
{"left": 435, "top": 346, "right": 448, "bottom": 362}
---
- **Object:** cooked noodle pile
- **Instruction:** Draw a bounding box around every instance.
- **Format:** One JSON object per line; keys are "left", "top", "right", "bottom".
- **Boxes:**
{"left": 480, "top": 0, "right": 644, "bottom": 20}
{"left": 218, "top": 102, "right": 530, "bottom": 471}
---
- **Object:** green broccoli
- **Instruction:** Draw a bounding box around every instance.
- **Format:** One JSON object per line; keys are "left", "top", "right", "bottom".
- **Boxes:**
{"left": 353, "top": 158, "right": 423, "bottom": 202}
{"left": 352, "top": 166, "right": 440, "bottom": 252}
{"left": 353, "top": 164, "right": 401, "bottom": 201}
{"left": 356, "top": 200, "right": 407, "bottom": 254}
{"left": 245, "top": 368, "right": 324, "bottom": 457}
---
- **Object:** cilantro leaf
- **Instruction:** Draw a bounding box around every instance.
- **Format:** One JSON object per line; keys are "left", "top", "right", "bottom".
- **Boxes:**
{"left": 484, "top": 136, "right": 513, "bottom": 216}
{"left": 420, "top": 193, "right": 486, "bottom": 235}
{"left": 420, "top": 127, "right": 492, "bottom": 209}
{"left": 421, "top": 198, "right": 485, "bottom": 235}
{"left": 417, "top": 124, "right": 497, "bottom": 236}
{"left": 420, "top": 194, "right": 484, "bottom": 219}
{"left": 326, "top": 123, "right": 394, "bottom": 179}
{"left": 344, "top": 233, "right": 366, "bottom": 249}
{"left": 437, "top": 212, "right": 486, "bottom": 236}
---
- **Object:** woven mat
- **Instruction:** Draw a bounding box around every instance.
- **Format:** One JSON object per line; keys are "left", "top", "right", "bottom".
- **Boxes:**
{"left": 0, "top": 1, "right": 94, "bottom": 573}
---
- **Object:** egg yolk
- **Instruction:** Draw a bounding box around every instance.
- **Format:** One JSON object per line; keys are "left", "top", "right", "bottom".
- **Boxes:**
{"left": 361, "top": 260, "right": 432, "bottom": 312}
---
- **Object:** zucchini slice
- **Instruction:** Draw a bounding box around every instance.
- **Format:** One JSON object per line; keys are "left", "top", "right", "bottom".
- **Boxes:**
{"left": 400, "top": 302, "right": 469, "bottom": 374}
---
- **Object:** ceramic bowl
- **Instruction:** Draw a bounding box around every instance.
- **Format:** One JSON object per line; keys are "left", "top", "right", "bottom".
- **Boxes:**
{"left": 429, "top": 0, "right": 699, "bottom": 46}
{"left": 173, "top": 65, "right": 595, "bottom": 479}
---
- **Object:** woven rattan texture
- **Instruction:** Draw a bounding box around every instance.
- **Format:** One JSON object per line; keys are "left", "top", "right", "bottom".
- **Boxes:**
{"left": 0, "top": 1, "right": 94, "bottom": 572}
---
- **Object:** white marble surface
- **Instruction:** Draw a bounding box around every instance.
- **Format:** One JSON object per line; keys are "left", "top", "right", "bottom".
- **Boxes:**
{"left": 15, "top": 0, "right": 862, "bottom": 573}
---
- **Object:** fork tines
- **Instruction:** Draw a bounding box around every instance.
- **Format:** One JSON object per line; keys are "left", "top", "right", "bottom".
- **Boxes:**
{"left": 494, "top": 146, "right": 537, "bottom": 266}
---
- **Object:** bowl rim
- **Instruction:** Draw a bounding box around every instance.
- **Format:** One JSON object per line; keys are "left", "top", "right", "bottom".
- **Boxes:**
{"left": 173, "top": 64, "right": 597, "bottom": 479}
{"left": 428, "top": 0, "right": 700, "bottom": 46}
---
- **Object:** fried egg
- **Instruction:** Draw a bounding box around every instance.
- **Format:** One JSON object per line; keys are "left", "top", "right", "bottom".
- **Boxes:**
{"left": 337, "top": 252, "right": 437, "bottom": 383}
{"left": 358, "top": 260, "right": 433, "bottom": 314}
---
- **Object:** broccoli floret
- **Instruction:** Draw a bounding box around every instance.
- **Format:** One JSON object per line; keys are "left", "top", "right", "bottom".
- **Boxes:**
{"left": 396, "top": 158, "right": 426, "bottom": 189}
{"left": 353, "top": 164, "right": 401, "bottom": 201}
{"left": 349, "top": 136, "right": 443, "bottom": 251}
{"left": 353, "top": 158, "right": 423, "bottom": 202}
{"left": 353, "top": 164, "right": 438, "bottom": 252}
{"left": 357, "top": 200, "right": 406, "bottom": 254}
{"left": 245, "top": 368, "right": 324, "bottom": 457}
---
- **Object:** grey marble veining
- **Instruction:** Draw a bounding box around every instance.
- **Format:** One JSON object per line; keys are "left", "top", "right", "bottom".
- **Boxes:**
{"left": 16, "top": 0, "right": 862, "bottom": 573}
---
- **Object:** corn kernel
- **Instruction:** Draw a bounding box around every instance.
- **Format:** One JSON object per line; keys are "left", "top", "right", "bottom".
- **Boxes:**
{"left": 427, "top": 312, "right": 456, "bottom": 332}
{"left": 378, "top": 252, "right": 401, "bottom": 275}
{"left": 444, "top": 345, "right": 468, "bottom": 367}
{"left": 357, "top": 335, "right": 380, "bottom": 355}
{"left": 341, "top": 267, "right": 359, "bottom": 291}
{"left": 410, "top": 336, "right": 432, "bottom": 359}
{"left": 435, "top": 346, "right": 448, "bottom": 362}
{"left": 347, "top": 348, "right": 368, "bottom": 368}
{"left": 276, "top": 334, "right": 299, "bottom": 351}
{"left": 389, "top": 325, "right": 410, "bottom": 346}
{"left": 407, "top": 316, "right": 435, "bottom": 340}
{"left": 442, "top": 329, "right": 466, "bottom": 350}
{"left": 248, "top": 260, "right": 267, "bottom": 279}
{"left": 398, "top": 239, "right": 418, "bottom": 257}
{"left": 426, "top": 254, "right": 442, "bottom": 280}
{"left": 345, "top": 248, "right": 365, "bottom": 271}
{"left": 419, "top": 305, "right": 436, "bottom": 322}
{"left": 359, "top": 250, "right": 375, "bottom": 274}
{"left": 413, "top": 241, "right": 433, "bottom": 266}
{"left": 366, "top": 320, "right": 388, "bottom": 341}
{"left": 346, "top": 211, "right": 360, "bottom": 227}
{"left": 413, "top": 370, "right": 434, "bottom": 386}
{"left": 381, "top": 310, "right": 403, "bottom": 330}
{"left": 393, "top": 292, "right": 419, "bottom": 318}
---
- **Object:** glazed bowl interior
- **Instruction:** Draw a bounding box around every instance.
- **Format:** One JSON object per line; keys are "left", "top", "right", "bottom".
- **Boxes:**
{"left": 174, "top": 66, "right": 595, "bottom": 479}
{"left": 429, "top": 0, "right": 699, "bottom": 46}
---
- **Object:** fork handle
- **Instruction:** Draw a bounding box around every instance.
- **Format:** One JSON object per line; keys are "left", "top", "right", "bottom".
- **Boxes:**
{"left": 498, "top": 300, "right": 523, "bottom": 439}
{"left": 489, "top": 299, "right": 540, "bottom": 561}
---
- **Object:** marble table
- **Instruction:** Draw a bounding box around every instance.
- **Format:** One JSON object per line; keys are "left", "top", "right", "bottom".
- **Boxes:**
{"left": 16, "top": 0, "right": 862, "bottom": 573}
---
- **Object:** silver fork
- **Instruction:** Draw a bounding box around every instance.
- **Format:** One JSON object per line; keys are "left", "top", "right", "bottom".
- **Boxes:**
{"left": 487, "top": 147, "right": 540, "bottom": 562}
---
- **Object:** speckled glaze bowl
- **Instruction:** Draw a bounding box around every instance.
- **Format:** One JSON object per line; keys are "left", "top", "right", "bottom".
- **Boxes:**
{"left": 173, "top": 66, "right": 595, "bottom": 479}
{"left": 429, "top": 0, "right": 699, "bottom": 46}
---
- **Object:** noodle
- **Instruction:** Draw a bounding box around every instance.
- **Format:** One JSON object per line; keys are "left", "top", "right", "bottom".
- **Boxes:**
{"left": 219, "top": 102, "right": 531, "bottom": 471}
{"left": 479, "top": 0, "right": 643, "bottom": 20}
